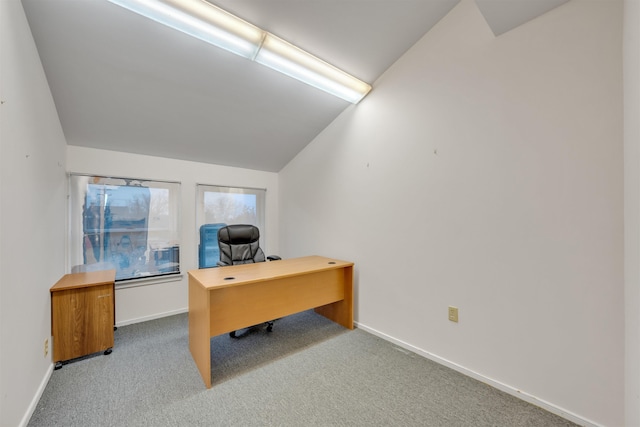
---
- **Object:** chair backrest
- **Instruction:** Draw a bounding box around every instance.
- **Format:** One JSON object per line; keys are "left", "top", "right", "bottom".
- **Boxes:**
{"left": 217, "top": 224, "right": 266, "bottom": 265}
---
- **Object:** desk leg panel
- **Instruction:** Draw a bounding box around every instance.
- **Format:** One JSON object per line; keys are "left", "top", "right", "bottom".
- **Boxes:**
{"left": 315, "top": 266, "right": 354, "bottom": 329}
{"left": 189, "top": 278, "right": 212, "bottom": 388}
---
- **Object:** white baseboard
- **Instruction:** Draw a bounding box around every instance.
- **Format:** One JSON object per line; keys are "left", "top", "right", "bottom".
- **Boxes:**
{"left": 354, "top": 321, "right": 600, "bottom": 427}
{"left": 21, "top": 309, "right": 186, "bottom": 426}
{"left": 27, "top": 314, "right": 593, "bottom": 426}
{"left": 20, "top": 363, "right": 53, "bottom": 427}
{"left": 115, "top": 307, "right": 188, "bottom": 327}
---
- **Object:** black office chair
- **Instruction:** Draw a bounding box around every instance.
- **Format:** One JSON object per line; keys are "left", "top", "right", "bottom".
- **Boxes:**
{"left": 217, "top": 224, "right": 281, "bottom": 338}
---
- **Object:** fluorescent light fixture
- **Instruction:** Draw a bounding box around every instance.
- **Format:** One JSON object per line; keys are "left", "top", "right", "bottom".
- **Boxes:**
{"left": 108, "top": 0, "right": 372, "bottom": 103}
{"left": 109, "top": 0, "right": 264, "bottom": 59}
{"left": 256, "top": 34, "right": 371, "bottom": 104}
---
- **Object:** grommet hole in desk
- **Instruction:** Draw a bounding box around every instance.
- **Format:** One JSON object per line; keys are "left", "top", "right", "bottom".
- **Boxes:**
{"left": 224, "top": 277, "right": 235, "bottom": 280}
{"left": 328, "top": 262, "right": 336, "bottom": 264}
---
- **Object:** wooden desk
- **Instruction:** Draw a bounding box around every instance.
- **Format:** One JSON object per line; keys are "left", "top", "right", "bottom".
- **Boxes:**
{"left": 50, "top": 270, "right": 116, "bottom": 368}
{"left": 188, "top": 255, "right": 354, "bottom": 388}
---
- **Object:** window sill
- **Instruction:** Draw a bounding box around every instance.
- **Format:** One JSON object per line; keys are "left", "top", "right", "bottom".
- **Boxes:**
{"left": 115, "top": 273, "right": 183, "bottom": 290}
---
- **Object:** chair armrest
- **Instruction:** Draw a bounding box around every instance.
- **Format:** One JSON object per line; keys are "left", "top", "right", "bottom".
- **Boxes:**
{"left": 267, "top": 256, "right": 281, "bottom": 261}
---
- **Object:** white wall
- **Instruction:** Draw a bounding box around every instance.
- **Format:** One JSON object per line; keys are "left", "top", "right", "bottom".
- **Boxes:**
{"left": 67, "top": 146, "right": 279, "bottom": 325}
{"left": 0, "top": 1, "right": 68, "bottom": 426}
{"left": 624, "top": 0, "right": 640, "bottom": 425}
{"left": 279, "top": 0, "right": 623, "bottom": 425}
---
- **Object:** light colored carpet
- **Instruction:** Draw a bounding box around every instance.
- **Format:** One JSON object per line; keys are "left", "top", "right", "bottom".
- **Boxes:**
{"left": 28, "top": 310, "right": 578, "bottom": 426}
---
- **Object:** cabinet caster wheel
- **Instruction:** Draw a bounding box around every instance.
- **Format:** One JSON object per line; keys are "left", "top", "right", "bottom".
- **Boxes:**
{"left": 229, "top": 331, "right": 237, "bottom": 338}
{"left": 54, "top": 362, "right": 63, "bottom": 370}
{"left": 104, "top": 348, "right": 112, "bottom": 355}
{"left": 266, "top": 323, "right": 273, "bottom": 332}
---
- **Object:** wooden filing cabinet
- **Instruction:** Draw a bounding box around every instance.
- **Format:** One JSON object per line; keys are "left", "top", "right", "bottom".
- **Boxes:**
{"left": 50, "top": 270, "right": 116, "bottom": 368}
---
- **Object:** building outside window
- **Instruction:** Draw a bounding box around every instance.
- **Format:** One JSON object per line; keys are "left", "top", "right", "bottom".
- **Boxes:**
{"left": 196, "top": 185, "right": 266, "bottom": 268}
{"left": 69, "top": 174, "right": 180, "bottom": 281}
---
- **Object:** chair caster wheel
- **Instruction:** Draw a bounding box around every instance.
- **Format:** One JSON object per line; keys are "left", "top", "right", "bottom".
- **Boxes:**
{"left": 104, "top": 348, "right": 112, "bottom": 355}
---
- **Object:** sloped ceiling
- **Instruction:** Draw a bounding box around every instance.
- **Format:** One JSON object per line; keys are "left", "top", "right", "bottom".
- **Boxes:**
{"left": 475, "top": 0, "right": 569, "bottom": 36}
{"left": 21, "top": 0, "right": 569, "bottom": 172}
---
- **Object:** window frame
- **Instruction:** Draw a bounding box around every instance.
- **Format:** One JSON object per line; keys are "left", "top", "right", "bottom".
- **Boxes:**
{"left": 196, "top": 184, "right": 267, "bottom": 268}
{"left": 68, "top": 173, "right": 182, "bottom": 285}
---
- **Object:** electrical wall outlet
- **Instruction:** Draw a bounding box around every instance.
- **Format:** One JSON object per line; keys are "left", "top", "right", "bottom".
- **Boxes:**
{"left": 44, "top": 338, "right": 49, "bottom": 357}
{"left": 448, "top": 306, "right": 459, "bottom": 323}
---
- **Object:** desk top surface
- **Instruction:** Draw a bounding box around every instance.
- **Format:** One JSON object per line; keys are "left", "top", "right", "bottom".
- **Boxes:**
{"left": 50, "top": 269, "right": 116, "bottom": 292}
{"left": 188, "top": 255, "right": 353, "bottom": 290}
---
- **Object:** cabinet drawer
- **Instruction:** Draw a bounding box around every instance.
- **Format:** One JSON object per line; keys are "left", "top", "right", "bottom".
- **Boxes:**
{"left": 51, "top": 271, "right": 115, "bottom": 363}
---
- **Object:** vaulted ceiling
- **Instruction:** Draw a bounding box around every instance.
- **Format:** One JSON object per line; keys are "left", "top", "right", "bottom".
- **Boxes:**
{"left": 22, "top": 0, "right": 568, "bottom": 172}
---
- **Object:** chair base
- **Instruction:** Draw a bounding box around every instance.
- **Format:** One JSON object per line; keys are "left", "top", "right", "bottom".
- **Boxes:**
{"left": 229, "top": 321, "right": 274, "bottom": 338}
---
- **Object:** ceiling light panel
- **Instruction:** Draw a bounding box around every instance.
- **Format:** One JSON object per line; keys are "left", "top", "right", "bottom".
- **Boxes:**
{"left": 107, "top": 0, "right": 371, "bottom": 103}
{"left": 109, "top": 0, "right": 264, "bottom": 59}
{"left": 256, "top": 34, "right": 371, "bottom": 104}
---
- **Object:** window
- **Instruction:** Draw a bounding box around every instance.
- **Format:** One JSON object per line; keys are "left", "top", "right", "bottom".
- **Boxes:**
{"left": 196, "top": 185, "right": 266, "bottom": 268}
{"left": 69, "top": 174, "right": 180, "bottom": 282}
